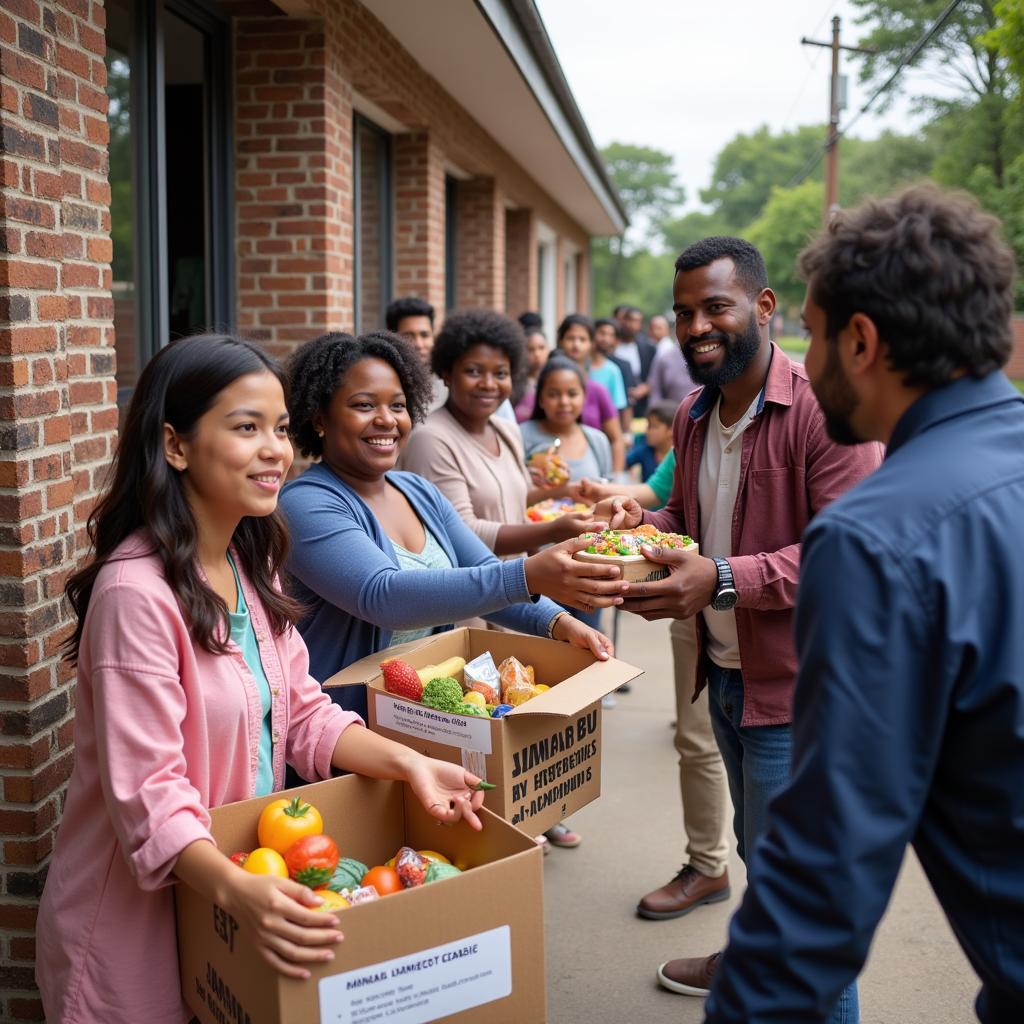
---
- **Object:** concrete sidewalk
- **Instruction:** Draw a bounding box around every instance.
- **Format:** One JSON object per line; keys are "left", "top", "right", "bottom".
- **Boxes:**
{"left": 543, "top": 612, "right": 978, "bottom": 1023}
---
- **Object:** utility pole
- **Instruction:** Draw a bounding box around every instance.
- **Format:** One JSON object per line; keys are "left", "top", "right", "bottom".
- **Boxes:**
{"left": 801, "top": 17, "right": 876, "bottom": 222}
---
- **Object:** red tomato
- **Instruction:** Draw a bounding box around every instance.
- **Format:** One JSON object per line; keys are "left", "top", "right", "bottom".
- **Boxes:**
{"left": 362, "top": 865, "right": 402, "bottom": 896}
{"left": 284, "top": 834, "right": 339, "bottom": 888}
{"left": 228, "top": 851, "right": 250, "bottom": 868}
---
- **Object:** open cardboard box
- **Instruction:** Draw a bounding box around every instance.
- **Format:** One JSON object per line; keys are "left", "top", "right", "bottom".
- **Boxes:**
{"left": 176, "top": 774, "right": 545, "bottom": 1024}
{"left": 323, "top": 628, "right": 642, "bottom": 835}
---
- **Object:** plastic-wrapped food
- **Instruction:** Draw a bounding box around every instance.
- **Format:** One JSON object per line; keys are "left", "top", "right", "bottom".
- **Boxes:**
{"left": 464, "top": 651, "right": 501, "bottom": 705}
{"left": 498, "top": 656, "right": 535, "bottom": 705}
{"left": 394, "top": 846, "right": 428, "bottom": 888}
{"left": 528, "top": 447, "right": 570, "bottom": 486}
{"left": 339, "top": 884, "right": 380, "bottom": 905}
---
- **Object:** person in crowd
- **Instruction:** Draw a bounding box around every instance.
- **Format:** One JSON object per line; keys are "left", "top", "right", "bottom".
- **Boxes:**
{"left": 627, "top": 399, "right": 676, "bottom": 481}
{"left": 594, "top": 237, "right": 881, "bottom": 1021}
{"left": 35, "top": 336, "right": 489, "bottom": 1024}
{"left": 386, "top": 296, "right": 443, "bottom": 411}
{"left": 514, "top": 325, "right": 550, "bottom": 423}
{"left": 615, "top": 304, "right": 658, "bottom": 416}
{"left": 517, "top": 310, "right": 544, "bottom": 334}
{"left": 703, "top": 187, "right": 1024, "bottom": 1023}
{"left": 278, "top": 331, "right": 622, "bottom": 723}
{"left": 554, "top": 315, "right": 626, "bottom": 472}
{"left": 594, "top": 316, "right": 637, "bottom": 430}
{"left": 648, "top": 324, "right": 697, "bottom": 406}
{"left": 649, "top": 313, "right": 674, "bottom": 350}
{"left": 401, "top": 310, "right": 604, "bottom": 849}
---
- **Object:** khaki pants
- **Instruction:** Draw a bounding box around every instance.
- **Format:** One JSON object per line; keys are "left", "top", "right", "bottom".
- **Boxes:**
{"left": 671, "top": 617, "right": 730, "bottom": 877}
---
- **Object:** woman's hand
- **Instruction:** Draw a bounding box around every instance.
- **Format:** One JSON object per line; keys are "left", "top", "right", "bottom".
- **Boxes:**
{"left": 405, "top": 754, "right": 486, "bottom": 830}
{"left": 551, "top": 612, "right": 614, "bottom": 660}
{"left": 549, "top": 510, "right": 608, "bottom": 543}
{"left": 590, "top": 495, "right": 644, "bottom": 530}
{"left": 524, "top": 536, "right": 628, "bottom": 612}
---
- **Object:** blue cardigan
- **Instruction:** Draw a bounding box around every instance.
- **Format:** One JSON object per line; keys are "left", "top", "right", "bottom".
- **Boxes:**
{"left": 280, "top": 465, "right": 560, "bottom": 716}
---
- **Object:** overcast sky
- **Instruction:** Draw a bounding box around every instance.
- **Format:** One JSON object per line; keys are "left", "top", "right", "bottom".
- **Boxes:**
{"left": 536, "top": 0, "right": 955, "bottom": 221}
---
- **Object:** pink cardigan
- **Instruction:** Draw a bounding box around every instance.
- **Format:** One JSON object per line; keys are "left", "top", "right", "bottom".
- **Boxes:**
{"left": 35, "top": 535, "right": 362, "bottom": 1024}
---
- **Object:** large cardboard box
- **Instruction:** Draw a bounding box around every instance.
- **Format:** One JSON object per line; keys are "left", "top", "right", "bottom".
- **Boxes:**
{"left": 323, "top": 628, "right": 642, "bottom": 836}
{"left": 176, "top": 774, "right": 545, "bottom": 1024}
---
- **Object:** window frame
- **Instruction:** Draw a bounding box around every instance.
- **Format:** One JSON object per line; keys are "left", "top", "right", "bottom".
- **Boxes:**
{"left": 353, "top": 113, "right": 394, "bottom": 334}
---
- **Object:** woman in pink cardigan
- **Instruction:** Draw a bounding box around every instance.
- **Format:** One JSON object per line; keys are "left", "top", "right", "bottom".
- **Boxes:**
{"left": 35, "top": 336, "right": 485, "bottom": 1024}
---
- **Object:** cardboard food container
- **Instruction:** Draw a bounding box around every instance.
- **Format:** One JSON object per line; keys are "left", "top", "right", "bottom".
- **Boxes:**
{"left": 574, "top": 537, "right": 699, "bottom": 583}
{"left": 324, "top": 628, "right": 642, "bottom": 836}
{"left": 177, "top": 774, "right": 545, "bottom": 1024}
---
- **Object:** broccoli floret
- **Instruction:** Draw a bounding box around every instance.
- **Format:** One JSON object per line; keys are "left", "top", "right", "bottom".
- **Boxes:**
{"left": 421, "top": 676, "right": 465, "bottom": 713}
{"left": 458, "top": 702, "right": 488, "bottom": 717}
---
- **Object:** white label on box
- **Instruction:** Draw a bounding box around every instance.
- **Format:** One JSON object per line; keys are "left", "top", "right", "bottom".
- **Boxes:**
{"left": 318, "top": 925, "right": 511, "bottom": 1024}
{"left": 374, "top": 694, "right": 492, "bottom": 755}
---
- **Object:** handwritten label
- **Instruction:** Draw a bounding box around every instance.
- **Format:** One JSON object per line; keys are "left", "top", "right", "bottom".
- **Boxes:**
{"left": 318, "top": 926, "right": 511, "bottom": 1024}
{"left": 374, "top": 694, "right": 493, "bottom": 755}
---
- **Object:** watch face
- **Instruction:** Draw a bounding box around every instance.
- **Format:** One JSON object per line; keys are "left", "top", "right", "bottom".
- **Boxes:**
{"left": 712, "top": 588, "right": 739, "bottom": 612}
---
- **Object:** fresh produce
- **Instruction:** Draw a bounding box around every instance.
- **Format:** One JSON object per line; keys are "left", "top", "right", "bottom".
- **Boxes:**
{"left": 526, "top": 497, "right": 591, "bottom": 522}
{"left": 462, "top": 690, "right": 486, "bottom": 709}
{"left": 228, "top": 851, "right": 249, "bottom": 868}
{"left": 380, "top": 658, "right": 423, "bottom": 702}
{"left": 257, "top": 797, "right": 323, "bottom": 854}
{"left": 242, "top": 847, "right": 289, "bottom": 877}
{"left": 394, "top": 847, "right": 428, "bottom": 888}
{"left": 417, "top": 850, "right": 451, "bottom": 864}
{"left": 579, "top": 524, "right": 694, "bottom": 557}
{"left": 422, "top": 676, "right": 465, "bottom": 713}
{"left": 471, "top": 780, "right": 496, "bottom": 791}
{"left": 325, "top": 857, "right": 369, "bottom": 894}
{"left": 284, "top": 834, "right": 340, "bottom": 888}
{"left": 468, "top": 679, "right": 499, "bottom": 704}
{"left": 424, "top": 861, "right": 463, "bottom": 885}
{"left": 416, "top": 656, "right": 466, "bottom": 686}
{"left": 458, "top": 702, "right": 488, "bottom": 717}
{"left": 312, "top": 889, "right": 349, "bottom": 912}
{"left": 362, "top": 865, "right": 403, "bottom": 896}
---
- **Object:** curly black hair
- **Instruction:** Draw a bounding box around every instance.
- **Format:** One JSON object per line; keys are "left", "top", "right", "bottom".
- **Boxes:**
{"left": 799, "top": 183, "right": 1015, "bottom": 388}
{"left": 675, "top": 236, "right": 768, "bottom": 298}
{"left": 385, "top": 295, "right": 434, "bottom": 331}
{"left": 431, "top": 308, "right": 526, "bottom": 383}
{"left": 287, "top": 330, "right": 432, "bottom": 458}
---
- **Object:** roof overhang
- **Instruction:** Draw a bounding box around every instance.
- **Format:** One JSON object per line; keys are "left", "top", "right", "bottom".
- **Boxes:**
{"left": 357, "top": 0, "right": 627, "bottom": 237}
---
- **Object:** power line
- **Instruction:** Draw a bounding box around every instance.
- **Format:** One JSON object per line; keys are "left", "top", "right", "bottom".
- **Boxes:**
{"left": 787, "top": 0, "right": 966, "bottom": 190}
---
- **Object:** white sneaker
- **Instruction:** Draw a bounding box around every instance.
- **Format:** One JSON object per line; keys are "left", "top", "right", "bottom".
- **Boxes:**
{"left": 601, "top": 693, "right": 617, "bottom": 709}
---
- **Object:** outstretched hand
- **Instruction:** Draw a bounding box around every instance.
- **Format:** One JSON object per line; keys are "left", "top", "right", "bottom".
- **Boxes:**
{"left": 406, "top": 755, "right": 486, "bottom": 830}
{"left": 620, "top": 544, "right": 718, "bottom": 620}
{"left": 590, "top": 495, "right": 644, "bottom": 531}
{"left": 525, "top": 535, "right": 628, "bottom": 612}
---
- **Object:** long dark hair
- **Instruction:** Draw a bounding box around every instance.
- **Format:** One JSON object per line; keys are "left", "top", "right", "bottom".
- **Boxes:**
{"left": 530, "top": 354, "right": 587, "bottom": 422}
{"left": 64, "top": 335, "right": 302, "bottom": 663}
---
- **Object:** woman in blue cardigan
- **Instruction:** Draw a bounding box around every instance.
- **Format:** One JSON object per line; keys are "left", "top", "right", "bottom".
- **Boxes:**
{"left": 279, "top": 331, "right": 626, "bottom": 721}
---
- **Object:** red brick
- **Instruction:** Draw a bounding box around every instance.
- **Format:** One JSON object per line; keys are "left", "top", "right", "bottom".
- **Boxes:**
{"left": 43, "top": 414, "right": 70, "bottom": 443}
{"left": 46, "top": 479, "right": 74, "bottom": 508}
{"left": 36, "top": 295, "right": 68, "bottom": 320}
{"left": 0, "top": 324, "right": 57, "bottom": 354}
{"left": 0, "top": 46, "right": 46, "bottom": 91}
{"left": 0, "top": 737, "right": 49, "bottom": 770}
{"left": 0, "top": 902, "right": 38, "bottom": 931}
{"left": 24, "top": 230, "right": 63, "bottom": 258}
{"left": 0, "top": 196, "right": 56, "bottom": 228}
{"left": 0, "top": 261, "right": 58, "bottom": 290}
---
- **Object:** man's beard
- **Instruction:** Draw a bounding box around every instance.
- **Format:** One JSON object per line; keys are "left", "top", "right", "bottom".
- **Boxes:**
{"left": 682, "top": 314, "right": 762, "bottom": 388}
{"left": 812, "top": 342, "right": 862, "bottom": 446}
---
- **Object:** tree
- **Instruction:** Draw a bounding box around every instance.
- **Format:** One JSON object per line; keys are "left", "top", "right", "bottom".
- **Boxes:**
{"left": 660, "top": 210, "right": 732, "bottom": 257}
{"left": 600, "top": 142, "right": 686, "bottom": 251}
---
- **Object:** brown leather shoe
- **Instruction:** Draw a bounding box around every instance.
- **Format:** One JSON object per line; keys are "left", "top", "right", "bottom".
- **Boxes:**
{"left": 637, "top": 864, "right": 730, "bottom": 920}
{"left": 656, "top": 951, "right": 721, "bottom": 996}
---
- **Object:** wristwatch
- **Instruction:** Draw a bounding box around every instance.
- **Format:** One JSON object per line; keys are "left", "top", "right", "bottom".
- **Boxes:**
{"left": 710, "top": 557, "right": 739, "bottom": 611}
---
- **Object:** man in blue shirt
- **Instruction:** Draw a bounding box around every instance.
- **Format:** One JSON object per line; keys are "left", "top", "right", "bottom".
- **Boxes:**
{"left": 706, "top": 184, "right": 1024, "bottom": 1023}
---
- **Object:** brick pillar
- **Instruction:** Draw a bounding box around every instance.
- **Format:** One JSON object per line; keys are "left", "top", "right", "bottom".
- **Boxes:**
{"left": 504, "top": 207, "right": 535, "bottom": 318}
{"left": 234, "top": 16, "right": 352, "bottom": 360}
{"left": 393, "top": 131, "right": 445, "bottom": 319}
{"left": 455, "top": 177, "right": 505, "bottom": 310}
{"left": 0, "top": 0, "right": 117, "bottom": 1019}
{"left": 576, "top": 244, "right": 591, "bottom": 317}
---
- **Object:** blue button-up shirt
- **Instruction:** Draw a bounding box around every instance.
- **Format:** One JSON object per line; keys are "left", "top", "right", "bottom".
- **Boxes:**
{"left": 706, "top": 372, "right": 1024, "bottom": 1023}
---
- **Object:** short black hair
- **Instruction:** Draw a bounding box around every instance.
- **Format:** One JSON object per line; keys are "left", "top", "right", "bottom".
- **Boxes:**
{"left": 612, "top": 304, "right": 628, "bottom": 318}
{"left": 594, "top": 316, "right": 623, "bottom": 339}
{"left": 287, "top": 330, "right": 432, "bottom": 458}
{"left": 556, "top": 313, "right": 594, "bottom": 342}
{"left": 431, "top": 308, "right": 526, "bottom": 383}
{"left": 675, "top": 237, "right": 769, "bottom": 297}
{"left": 530, "top": 354, "right": 587, "bottom": 421}
{"left": 799, "top": 184, "right": 1016, "bottom": 388}
{"left": 385, "top": 296, "right": 434, "bottom": 332}
{"left": 647, "top": 400, "right": 679, "bottom": 427}
{"left": 518, "top": 311, "right": 543, "bottom": 331}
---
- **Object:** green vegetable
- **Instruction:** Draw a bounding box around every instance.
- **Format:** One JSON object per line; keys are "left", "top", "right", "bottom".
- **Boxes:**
{"left": 472, "top": 780, "right": 496, "bottom": 791}
{"left": 458, "top": 702, "right": 488, "bottom": 717}
{"left": 325, "top": 857, "right": 368, "bottom": 893}
{"left": 424, "top": 861, "right": 462, "bottom": 884}
{"left": 421, "top": 676, "right": 465, "bottom": 713}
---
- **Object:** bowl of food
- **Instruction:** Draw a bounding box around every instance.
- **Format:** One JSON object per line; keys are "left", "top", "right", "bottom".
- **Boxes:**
{"left": 526, "top": 497, "right": 592, "bottom": 522}
{"left": 573, "top": 524, "right": 698, "bottom": 582}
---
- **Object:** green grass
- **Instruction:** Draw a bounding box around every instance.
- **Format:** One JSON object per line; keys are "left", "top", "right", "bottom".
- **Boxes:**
{"left": 1012, "top": 378, "right": 1024, "bottom": 394}
{"left": 777, "top": 335, "right": 810, "bottom": 357}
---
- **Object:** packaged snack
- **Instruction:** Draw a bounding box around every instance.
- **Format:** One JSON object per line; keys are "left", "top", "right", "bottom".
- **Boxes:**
{"left": 339, "top": 884, "right": 380, "bottom": 905}
{"left": 394, "top": 846, "right": 428, "bottom": 889}
{"left": 464, "top": 651, "right": 501, "bottom": 704}
{"left": 498, "top": 656, "right": 536, "bottom": 706}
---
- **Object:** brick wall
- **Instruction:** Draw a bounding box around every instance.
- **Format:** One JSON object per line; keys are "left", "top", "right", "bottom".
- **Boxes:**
{"left": 0, "top": 0, "right": 117, "bottom": 1019}
{"left": 1006, "top": 316, "right": 1024, "bottom": 380}
{"left": 504, "top": 207, "right": 536, "bottom": 317}
{"left": 454, "top": 177, "right": 505, "bottom": 310}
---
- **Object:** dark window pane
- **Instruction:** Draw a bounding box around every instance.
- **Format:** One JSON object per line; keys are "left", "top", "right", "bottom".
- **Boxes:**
{"left": 355, "top": 118, "right": 391, "bottom": 334}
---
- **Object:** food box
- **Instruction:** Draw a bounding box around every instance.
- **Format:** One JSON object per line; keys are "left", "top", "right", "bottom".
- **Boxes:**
{"left": 573, "top": 527, "right": 699, "bottom": 583}
{"left": 525, "top": 498, "right": 591, "bottom": 522}
{"left": 323, "top": 628, "right": 642, "bottom": 836}
{"left": 176, "top": 774, "right": 545, "bottom": 1024}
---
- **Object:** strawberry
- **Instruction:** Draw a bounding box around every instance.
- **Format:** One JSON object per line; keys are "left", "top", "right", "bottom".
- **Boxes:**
{"left": 380, "top": 658, "right": 424, "bottom": 701}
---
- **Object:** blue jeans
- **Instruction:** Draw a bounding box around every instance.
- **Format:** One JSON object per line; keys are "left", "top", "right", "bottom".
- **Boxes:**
{"left": 707, "top": 662, "right": 859, "bottom": 1024}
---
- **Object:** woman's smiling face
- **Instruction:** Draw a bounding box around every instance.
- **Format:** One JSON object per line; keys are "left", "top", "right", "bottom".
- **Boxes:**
{"left": 317, "top": 357, "right": 411, "bottom": 482}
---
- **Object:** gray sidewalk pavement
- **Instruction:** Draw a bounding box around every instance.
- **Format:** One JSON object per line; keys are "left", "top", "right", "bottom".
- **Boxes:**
{"left": 544, "top": 612, "right": 978, "bottom": 1023}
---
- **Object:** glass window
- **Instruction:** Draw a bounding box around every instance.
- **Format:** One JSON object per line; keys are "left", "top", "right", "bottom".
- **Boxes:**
{"left": 354, "top": 116, "right": 392, "bottom": 334}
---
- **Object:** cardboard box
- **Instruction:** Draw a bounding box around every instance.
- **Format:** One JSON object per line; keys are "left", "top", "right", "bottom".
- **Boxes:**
{"left": 177, "top": 774, "right": 544, "bottom": 1024}
{"left": 323, "top": 628, "right": 642, "bottom": 836}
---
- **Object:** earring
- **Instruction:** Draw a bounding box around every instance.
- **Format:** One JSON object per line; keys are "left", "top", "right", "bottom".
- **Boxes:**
{"left": 317, "top": 429, "right": 325, "bottom": 438}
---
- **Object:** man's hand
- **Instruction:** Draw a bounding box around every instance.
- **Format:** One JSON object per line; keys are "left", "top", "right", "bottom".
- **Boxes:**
{"left": 590, "top": 495, "right": 644, "bottom": 530}
{"left": 568, "top": 478, "right": 611, "bottom": 504}
{"left": 620, "top": 545, "right": 719, "bottom": 620}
